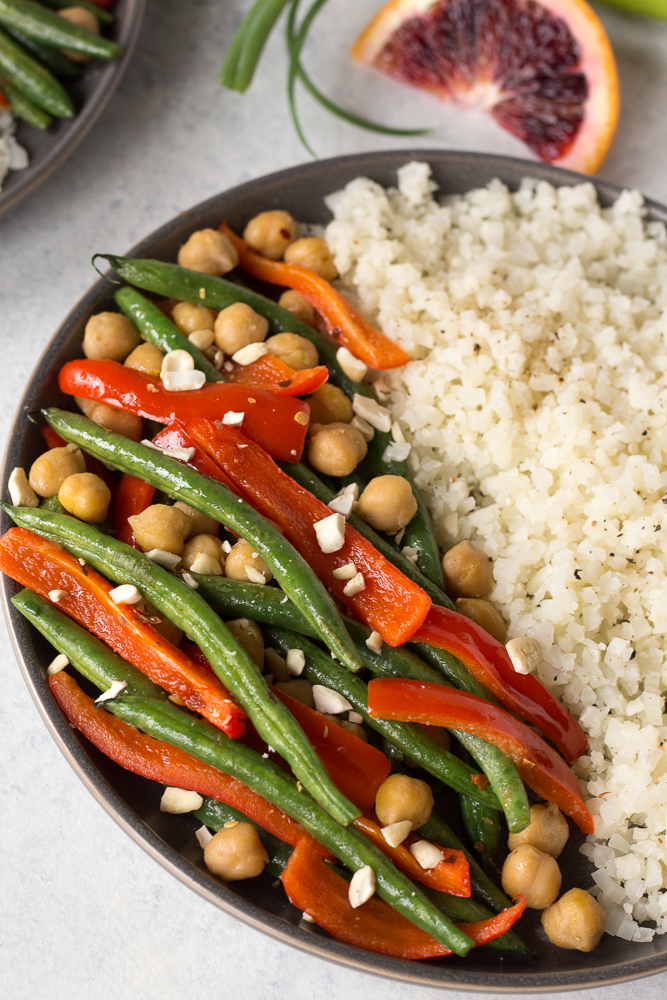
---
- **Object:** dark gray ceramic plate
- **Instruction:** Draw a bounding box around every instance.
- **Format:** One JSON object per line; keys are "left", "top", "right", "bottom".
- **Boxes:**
{"left": 3, "top": 151, "right": 667, "bottom": 992}
{"left": 0, "top": 0, "right": 145, "bottom": 218}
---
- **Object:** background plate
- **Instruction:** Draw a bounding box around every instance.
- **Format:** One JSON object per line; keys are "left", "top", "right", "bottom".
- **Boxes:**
{"left": 0, "top": 0, "right": 145, "bottom": 219}
{"left": 3, "top": 150, "right": 667, "bottom": 992}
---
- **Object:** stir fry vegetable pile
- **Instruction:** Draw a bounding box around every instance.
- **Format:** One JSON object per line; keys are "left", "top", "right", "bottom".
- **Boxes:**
{"left": 3, "top": 211, "right": 609, "bottom": 959}
{"left": 0, "top": 0, "right": 120, "bottom": 130}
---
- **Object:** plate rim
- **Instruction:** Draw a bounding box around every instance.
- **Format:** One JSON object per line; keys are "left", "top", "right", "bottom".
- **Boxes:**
{"left": 5, "top": 148, "right": 667, "bottom": 993}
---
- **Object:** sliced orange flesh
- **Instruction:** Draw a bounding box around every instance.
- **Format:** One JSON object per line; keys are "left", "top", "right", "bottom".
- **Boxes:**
{"left": 352, "top": 0, "right": 619, "bottom": 174}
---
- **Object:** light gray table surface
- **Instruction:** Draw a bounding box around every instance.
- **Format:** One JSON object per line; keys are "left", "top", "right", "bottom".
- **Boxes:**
{"left": 3, "top": 0, "right": 667, "bottom": 997}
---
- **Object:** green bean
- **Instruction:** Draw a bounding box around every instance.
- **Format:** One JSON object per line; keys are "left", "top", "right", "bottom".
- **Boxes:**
{"left": 114, "top": 287, "right": 223, "bottom": 383}
{"left": 38, "top": 0, "right": 114, "bottom": 26}
{"left": 0, "top": 26, "right": 73, "bottom": 116}
{"left": 0, "top": 76, "right": 51, "bottom": 126}
{"left": 4, "top": 24, "right": 81, "bottom": 76}
{"left": 42, "top": 408, "right": 362, "bottom": 675}
{"left": 194, "top": 797, "right": 293, "bottom": 878}
{"left": 192, "top": 575, "right": 529, "bottom": 831}
{"left": 263, "top": 626, "right": 501, "bottom": 809}
{"left": 0, "top": 0, "right": 121, "bottom": 57}
{"left": 4, "top": 503, "right": 358, "bottom": 826}
{"left": 421, "top": 888, "right": 532, "bottom": 956}
{"left": 460, "top": 793, "right": 501, "bottom": 878}
{"left": 409, "top": 639, "right": 496, "bottom": 702}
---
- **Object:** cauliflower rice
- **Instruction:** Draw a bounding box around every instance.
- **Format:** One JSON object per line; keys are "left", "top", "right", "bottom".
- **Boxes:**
{"left": 325, "top": 162, "right": 667, "bottom": 942}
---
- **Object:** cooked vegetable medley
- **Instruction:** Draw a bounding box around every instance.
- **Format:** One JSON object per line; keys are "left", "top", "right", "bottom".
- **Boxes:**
{"left": 3, "top": 206, "right": 607, "bottom": 961}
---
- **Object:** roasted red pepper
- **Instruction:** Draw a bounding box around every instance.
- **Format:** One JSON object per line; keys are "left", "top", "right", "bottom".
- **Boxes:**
{"left": 282, "top": 837, "right": 526, "bottom": 959}
{"left": 0, "top": 528, "right": 246, "bottom": 738}
{"left": 110, "top": 474, "right": 155, "bottom": 547}
{"left": 58, "top": 359, "right": 310, "bottom": 462}
{"left": 152, "top": 425, "right": 240, "bottom": 495}
{"left": 367, "top": 678, "right": 594, "bottom": 834}
{"left": 184, "top": 419, "right": 432, "bottom": 646}
{"left": 49, "top": 670, "right": 326, "bottom": 853}
{"left": 226, "top": 354, "right": 329, "bottom": 396}
{"left": 272, "top": 687, "right": 390, "bottom": 810}
{"left": 414, "top": 605, "right": 588, "bottom": 763}
{"left": 221, "top": 224, "right": 410, "bottom": 371}
{"left": 352, "top": 815, "right": 470, "bottom": 897}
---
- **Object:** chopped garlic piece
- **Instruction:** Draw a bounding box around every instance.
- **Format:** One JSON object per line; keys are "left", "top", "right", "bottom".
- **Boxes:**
{"left": 196, "top": 826, "right": 213, "bottom": 849}
{"left": 352, "top": 394, "right": 392, "bottom": 433}
{"left": 328, "top": 492, "right": 355, "bottom": 516}
{"left": 190, "top": 552, "right": 222, "bottom": 575}
{"left": 8, "top": 467, "right": 38, "bottom": 507}
{"left": 348, "top": 866, "right": 376, "bottom": 908}
{"left": 365, "top": 631, "right": 383, "bottom": 654}
{"left": 146, "top": 548, "right": 181, "bottom": 569}
{"left": 48, "top": 589, "right": 67, "bottom": 603}
{"left": 47, "top": 653, "right": 69, "bottom": 675}
{"left": 160, "top": 787, "right": 204, "bottom": 814}
{"left": 381, "top": 820, "right": 412, "bottom": 848}
{"left": 343, "top": 572, "right": 365, "bottom": 597}
{"left": 232, "top": 342, "right": 269, "bottom": 366}
{"left": 350, "top": 415, "right": 374, "bottom": 441}
{"left": 336, "top": 346, "right": 367, "bottom": 383}
{"left": 162, "top": 369, "right": 206, "bottom": 392}
{"left": 312, "top": 685, "right": 352, "bottom": 715}
{"left": 222, "top": 411, "right": 245, "bottom": 427}
{"left": 332, "top": 562, "right": 357, "bottom": 581}
{"left": 246, "top": 566, "right": 266, "bottom": 584}
{"left": 409, "top": 840, "right": 444, "bottom": 870}
{"left": 314, "top": 512, "right": 346, "bottom": 553}
{"left": 286, "top": 648, "right": 306, "bottom": 676}
{"left": 506, "top": 636, "right": 543, "bottom": 675}
{"left": 95, "top": 680, "right": 127, "bottom": 704}
{"left": 221, "top": 540, "right": 232, "bottom": 555}
{"left": 109, "top": 584, "right": 142, "bottom": 605}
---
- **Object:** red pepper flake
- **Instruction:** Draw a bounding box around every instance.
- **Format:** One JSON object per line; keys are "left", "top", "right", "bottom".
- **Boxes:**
{"left": 470, "top": 774, "right": 490, "bottom": 791}
{"left": 278, "top": 379, "right": 293, "bottom": 388}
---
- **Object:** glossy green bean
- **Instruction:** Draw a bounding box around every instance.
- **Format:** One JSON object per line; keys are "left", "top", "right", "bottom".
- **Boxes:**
{"left": 460, "top": 793, "right": 501, "bottom": 878}
{"left": 42, "top": 408, "right": 362, "bottom": 675}
{"left": 0, "top": 0, "right": 121, "bottom": 57}
{"left": 38, "top": 0, "right": 114, "bottom": 26}
{"left": 0, "top": 76, "right": 51, "bottom": 126}
{"left": 0, "top": 26, "right": 73, "bottom": 116}
{"left": 4, "top": 24, "right": 81, "bottom": 76}
{"left": 114, "top": 286, "right": 223, "bottom": 383}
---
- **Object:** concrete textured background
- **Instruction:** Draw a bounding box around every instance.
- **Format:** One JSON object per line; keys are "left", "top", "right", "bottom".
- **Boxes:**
{"left": 3, "top": 0, "right": 667, "bottom": 996}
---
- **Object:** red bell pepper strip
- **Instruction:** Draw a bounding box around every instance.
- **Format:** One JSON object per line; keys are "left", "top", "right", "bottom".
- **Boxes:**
{"left": 352, "top": 815, "right": 470, "bottom": 897}
{"left": 58, "top": 359, "right": 310, "bottom": 463}
{"left": 367, "top": 678, "right": 594, "bottom": 834}
{"left": 414, "top": 605, "right": 588, "bottom": 763}
{"left": 226, "top": 354, "right": 329, "bottom": 397}
{"left": 271, "top": 687, "right": 390, "bottom": 811}
{"left": 151, "top": 425, "right": 240, "bottom": 495}
{"left": 282, "top": 837, "right": 526, "bottom": 959}
{"left": 49, "top": 670, "right": 326, "bottom": 853}
{"left": 0, "top": 91, "right": 10, "bottom": 110}
{"left": 40, "top": 424, "right": 117, "bottom": 493}
{"left": 110, "top": 474, "right": 155, "bottom": 547}
{"left": 184, "top": 419, "right": 432, "bottom": 646}
{"left": 220, "top": 224, "right": 410, "bottom": 371}
{"left": 0, "top": 527, "right": 246, "bottom": 739}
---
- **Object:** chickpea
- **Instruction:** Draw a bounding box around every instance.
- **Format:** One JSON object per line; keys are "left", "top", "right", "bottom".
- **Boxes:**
{"left": 225, "top": 618, "right": 264, "bottom": 670}
{"left": 279, "top": 290, "right": 316, "bottom": 328}
{"left": 264, "top": 332, "right": 318, "bottom": 371}
{"left": 508, "top": 803, "right": 569, "bottom": 859}
{"left": 58, "top": 6, "right": 99, "bottom": 62}
{"left": 308, "top": 422, "right": 367, "bottom": 477}
{"left": 442, "top": 540, "right": 494, "bottom": 599}
{"left": 75, "top": 396, "right": 97, "bottom": 417}
{"left": 214, "top": 302, "right": 269, "bottom": 356}
{"left": 375, "top": 774, "right": 434, "bottom": 831}
{"left": 203, "top": 822, "right": 268, "bottom": 881}
{"left": 541, "top": 889, "right": 606, "bottom": 952}
{"left": 171, "top": 302, "right": 216, "bottom": 335}
{"left": 90, "top": 403, "right": 143, "bottom": 442}
{"left": 124, "top": 342, "right": 164, "bottom": 376}
{"left": 58, "top": 472, "right": 111, "bottom": 523}
{"left": 456, "top": 598, "right": 507, "bottom": 643}
{"left": 182, "top": 534, "right": 225, "bottom": 574}
{"left": 501, "top": 845, "right": 561, "bottom": 909}
{"left": 357, "top": 476, "right": 417, "bottom": 535}
{"left": 173, "top": 501, "right": 219, "bottom": 540}
{"left": 29, "top": 444, "right": 85, "bottom": 497}
{"left": 128, "top": 504, "right": 191, "bottom": 555}
{"left": 243, "top": 210, "right": 296, "bottom": 260}
{"left": 177, "top": 229, "right": 239, "bottom": 276}
{"left": 224, "top": 538, "right": 273, "bottom": 584}
{"left": 284, "top": 237, "right": 337, "bottom": 280}
{"left": 83, "top": 312, "right": 141, "bottom": 362}
{"left": 307, "top": 383, "right": 354, "bottom": 425}
{"left": 274, "top": 679, "right": 315, "bottom": 709}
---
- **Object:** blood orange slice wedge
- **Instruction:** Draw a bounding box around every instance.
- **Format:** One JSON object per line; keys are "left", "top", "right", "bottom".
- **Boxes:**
{"left": 352, "top": 0, "right": 619, "bottom": 174}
